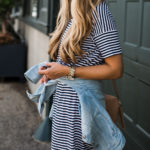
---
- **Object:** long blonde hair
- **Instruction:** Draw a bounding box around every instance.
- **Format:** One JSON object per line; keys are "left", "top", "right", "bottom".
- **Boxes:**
{"left": 48, "top": 0, "right": 103, "bottom": 63}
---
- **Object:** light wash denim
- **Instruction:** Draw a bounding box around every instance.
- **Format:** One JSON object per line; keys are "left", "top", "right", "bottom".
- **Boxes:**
{"left": 24, "top": 61, "right": 126, "bottom": 150}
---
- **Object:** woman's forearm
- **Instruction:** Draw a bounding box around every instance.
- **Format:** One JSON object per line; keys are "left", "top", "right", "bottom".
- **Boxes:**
{"left": 71, "top": 54, "right": 123, "bottom": 80}
{"left": 74, "top": 64, "right": 123, "bottom": 80}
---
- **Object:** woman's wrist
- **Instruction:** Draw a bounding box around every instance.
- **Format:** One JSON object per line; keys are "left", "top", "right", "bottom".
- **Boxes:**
{"left": 63, "top": 66, "right": 70, "bottom": 77}
{"left": 63, "top": 66, "right": 77, "bottom": 80}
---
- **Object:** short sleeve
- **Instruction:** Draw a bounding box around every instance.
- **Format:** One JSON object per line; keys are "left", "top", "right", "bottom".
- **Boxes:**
{"left": 92, "top": 1, "right": 122, "bottom": 58}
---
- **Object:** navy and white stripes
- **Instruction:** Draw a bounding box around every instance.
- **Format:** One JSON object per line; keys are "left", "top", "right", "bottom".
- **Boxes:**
{"left": 92, "top": 1, "right": 117, "bottom": 34}
{"left": 51, "top": 83, "right": 94, "bottom": 150}
{"left": 51, "top": 1, "right": 122, "bottom": 150}
{"left": 93, "top": 30, "right": 122, "bottom": 58}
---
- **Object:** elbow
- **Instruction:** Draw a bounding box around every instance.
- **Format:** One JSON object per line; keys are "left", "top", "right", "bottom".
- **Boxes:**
{"left": 111, "top": 67, "right": 124, "bottom": 79}
{"left": 115, "top": 70, "right": 123, "bottom": 79}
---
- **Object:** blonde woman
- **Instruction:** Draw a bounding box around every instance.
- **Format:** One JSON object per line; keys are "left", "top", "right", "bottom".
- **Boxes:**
{"left": 39, "top": 0, "right": 125, "bottom": 149}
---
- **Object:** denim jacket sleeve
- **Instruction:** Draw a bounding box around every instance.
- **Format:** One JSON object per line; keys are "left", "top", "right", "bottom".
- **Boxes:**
{"left": 24, "top": 61, "right": 57, "bottom": 116}
{"left": 24, "top": 61, "right": 48, "bottom": 84}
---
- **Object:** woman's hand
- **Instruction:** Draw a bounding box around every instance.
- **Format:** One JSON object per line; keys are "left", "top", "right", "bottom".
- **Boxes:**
{"left": 39, "top": 66, "right": 49, "bottom": 84}
{"left": 38, "top": 62, "right": 70, "bottom": 80}
{"left": 39, "top": 74, "right": 49, "bottom": 84}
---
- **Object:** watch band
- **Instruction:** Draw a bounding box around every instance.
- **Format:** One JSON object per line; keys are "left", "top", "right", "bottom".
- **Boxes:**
{"left": 67, "top": 66, "right": 76, "bottom": 80}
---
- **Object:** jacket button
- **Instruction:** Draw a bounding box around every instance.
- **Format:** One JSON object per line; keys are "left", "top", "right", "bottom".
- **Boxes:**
{"left": 82, "top": 135, "right": 86, "bottom": 139}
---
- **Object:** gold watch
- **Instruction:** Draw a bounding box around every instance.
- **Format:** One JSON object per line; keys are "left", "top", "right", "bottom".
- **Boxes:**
{"left": 67, "top": 66, "right": 76, "bottom": 80}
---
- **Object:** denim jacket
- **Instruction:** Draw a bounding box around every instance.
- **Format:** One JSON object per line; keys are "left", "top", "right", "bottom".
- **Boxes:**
{"left": 24, "top": 62, "right": 126, "bottom": 150}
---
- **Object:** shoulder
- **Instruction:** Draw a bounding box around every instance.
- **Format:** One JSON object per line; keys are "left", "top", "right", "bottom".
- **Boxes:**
{"left": 92, "top": 1, "right": 117, "bottom": 35}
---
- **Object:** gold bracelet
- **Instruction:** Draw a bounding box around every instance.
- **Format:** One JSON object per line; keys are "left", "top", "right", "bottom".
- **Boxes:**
{"left": 67, "top": 66, "right": 76, "bottom": 80}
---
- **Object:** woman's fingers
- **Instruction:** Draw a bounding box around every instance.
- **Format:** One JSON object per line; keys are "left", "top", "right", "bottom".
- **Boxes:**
{"left": 38, "top": 67, "right": 47, "bottom": 75}
{"left": 39, "top": 77, "right": 44, "bottom": 84}
{"left": 39, "top": 75, "right": 48, "bottom": 84}
{"left": 46, "top": 62, "right": 53, "bottom": 67}
{"left": 44, "top": 75, "right": 48, "bottom": 83}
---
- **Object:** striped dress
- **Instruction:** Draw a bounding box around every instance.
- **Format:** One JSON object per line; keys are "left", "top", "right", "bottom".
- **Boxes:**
{"left": 51, "top": 1, "right": 122, "bottom": 150}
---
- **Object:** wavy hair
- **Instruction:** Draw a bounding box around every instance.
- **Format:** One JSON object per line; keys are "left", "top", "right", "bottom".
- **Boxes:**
{"left": 48, "top": 0, "right": 104, "bottom": 63}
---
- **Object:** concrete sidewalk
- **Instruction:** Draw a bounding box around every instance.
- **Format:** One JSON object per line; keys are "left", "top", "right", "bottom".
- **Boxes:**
{"left": 0, "top": 80, "right": 50, "bottom": 150}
